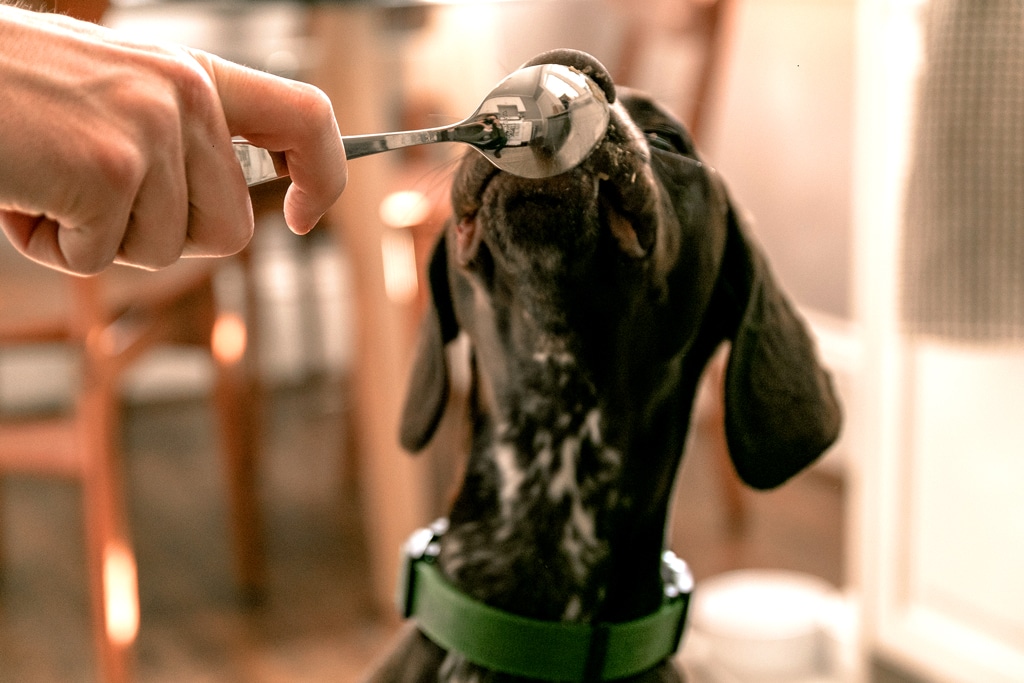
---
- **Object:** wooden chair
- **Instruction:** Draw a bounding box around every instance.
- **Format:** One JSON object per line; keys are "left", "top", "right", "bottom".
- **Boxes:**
{"left": 0, "top": 241, "right": 265, "bottom": 682}
{"left": 613, "top": 0, "right": 735, "bottom": 146}
{"left": 1, "top": 3, "right": 272, "bottom": 678}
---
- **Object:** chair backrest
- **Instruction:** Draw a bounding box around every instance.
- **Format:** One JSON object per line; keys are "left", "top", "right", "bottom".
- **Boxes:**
{"left": 0, "top": 240, "right": 78, "bottom": 344}
{"left": 613, "top": 0, "right": 736, "bottom": 142}
{"left": 32, "top": 0, "right": 108, "bottom": 22}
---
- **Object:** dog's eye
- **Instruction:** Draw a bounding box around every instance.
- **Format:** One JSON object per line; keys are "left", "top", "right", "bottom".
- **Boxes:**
{"left": 645, "top": 128, "right": 686, "bottom": 155}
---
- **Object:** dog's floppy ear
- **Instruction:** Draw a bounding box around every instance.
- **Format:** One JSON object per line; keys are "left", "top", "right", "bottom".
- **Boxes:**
{"left": 718, "top": 200, "right": 842, "bottom": 489}
{"left": 399, "top": 233, "right": 460, "bottom": 453}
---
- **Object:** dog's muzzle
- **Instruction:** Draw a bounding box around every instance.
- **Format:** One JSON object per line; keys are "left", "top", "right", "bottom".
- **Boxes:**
{"left": 451, "top": 95, "right": 660, "bottom": 272}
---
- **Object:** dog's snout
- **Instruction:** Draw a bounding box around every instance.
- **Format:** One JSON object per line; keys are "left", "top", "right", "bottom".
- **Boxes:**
{"left": 480, "top": 172, "right": 603, "bottom": 269}
{"left": 450, "top": 95, "right": 663, "bottom": 272}
{"left": 519, "top": 49, "right": 616, "bottom": 105}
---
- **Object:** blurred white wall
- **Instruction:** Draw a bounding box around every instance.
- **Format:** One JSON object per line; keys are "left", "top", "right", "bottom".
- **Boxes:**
{"left": 707, "top": 0, "right": 855, "bottom": 320}
{"left": 852, "top": 1, "right": 1024, "bottom": 681}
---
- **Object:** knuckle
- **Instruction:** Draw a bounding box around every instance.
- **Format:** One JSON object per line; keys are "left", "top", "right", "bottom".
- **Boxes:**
{"left": 227, "top": 217, "right": 256, "bottom": 255}
{"left": 194, "top": 214, "right": 254, "bottom": 258}
{"left": 66, "top": 250, "right": 114, "bottom": 276}
{"left": 170, "top": 62, "right": 238, "bottom": 160}
{"left": 290, "top": 84, "right": 347, "bottom": 198}
{"left": 217, "top": 223, "right": 254, "bottom": 257}
{"left": 206, "top": 190, "right": 254, "bottom": 257}
{"left": 169, "top": 57, "right": 217, "bottom": 118}
{"left": 126, "top": 50, "right": 217, "bottom": 143}
{"left": 142, "top": 248, "right": 183, "bottom": 271}
{"left": 91, "top": 137, "right": 147, "bottom": 192}
{"left": 306, "top": 84, "right": 336, "bottom": 121}
{"left": 292, "top": 82, "right": 336, "bottom": 135}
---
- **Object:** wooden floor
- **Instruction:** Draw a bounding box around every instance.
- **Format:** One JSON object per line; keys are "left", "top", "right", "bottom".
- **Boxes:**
{"left": 0, "top": 378, "right": 846, "bottom": 682}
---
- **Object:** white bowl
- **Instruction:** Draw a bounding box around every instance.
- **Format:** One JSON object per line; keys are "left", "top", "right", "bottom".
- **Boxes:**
{"left": 688, "top": 569, "right": 837, "bottom": 681}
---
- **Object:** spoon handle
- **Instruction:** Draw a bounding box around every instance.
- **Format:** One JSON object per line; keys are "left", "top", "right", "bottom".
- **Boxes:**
{"left": 232, "top": 132, "right": 443, "bottom": 187}
{"left": 343, "top": 129, "right": 450, "bottom": 160}
{"left": 233, "top": 118, "right": 503, "bottom": 187}
{"left": 232, "top": 139, "right": 289, "bottom": 186}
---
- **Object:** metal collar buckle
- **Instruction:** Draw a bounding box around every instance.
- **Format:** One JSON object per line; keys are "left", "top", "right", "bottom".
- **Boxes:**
{"left": 398, "top": 518, "right": 449, "bottom": 618}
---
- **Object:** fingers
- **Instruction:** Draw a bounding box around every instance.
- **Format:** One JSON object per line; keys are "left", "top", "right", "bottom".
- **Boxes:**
{"left": 114, "top": 156, "right": 190, "bottom": 269}
{"left": 278, "top": 95, "right": 348, "bottom": 234}
{"left": 199, "top": 52, "right": 347, "bottom": 234}
{"left": 110, "top": 97, "right": 253, "bottom": 267}
{"left": 1, "top": 157, "right": 249, "bottom": 275}
{"left": 179, "top": 132, "right": 254, "bottom": 259}
{"left": 0, "top": 176, "right": 134, "bottom": 275}
{"left": 0, "top": 7, "right": 345, "bottom": 275}
{"left": 0, "top": 212, "right": 68, "bottom": 270}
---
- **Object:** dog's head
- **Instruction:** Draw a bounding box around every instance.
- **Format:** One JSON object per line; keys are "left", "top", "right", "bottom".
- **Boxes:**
{"left": 400, "top": 49, "right": 840, "bottom": 494}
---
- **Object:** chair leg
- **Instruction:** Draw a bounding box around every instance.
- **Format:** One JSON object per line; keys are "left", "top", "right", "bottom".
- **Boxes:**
{"left": 0, "top": 478, "right": 6, "bottom": 588}
{"left": 79, "top": 386, "right": 136, "bottom": 683}
{"left": 212, "top": 314, "right": 266, "bottom": 604}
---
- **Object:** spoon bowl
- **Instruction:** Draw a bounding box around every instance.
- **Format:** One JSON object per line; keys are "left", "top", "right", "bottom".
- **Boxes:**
{"left": 234, "top": 62, "right": 611, "bottom": 185}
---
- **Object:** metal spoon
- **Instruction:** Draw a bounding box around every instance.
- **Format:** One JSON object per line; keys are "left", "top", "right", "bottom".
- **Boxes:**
{"left": 233, "top": 62, "right": 611, "bottom": 185}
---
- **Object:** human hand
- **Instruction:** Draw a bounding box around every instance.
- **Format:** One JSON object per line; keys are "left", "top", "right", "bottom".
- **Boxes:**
{"left": 0, "top": 4, "right": 347, "bottom": 275}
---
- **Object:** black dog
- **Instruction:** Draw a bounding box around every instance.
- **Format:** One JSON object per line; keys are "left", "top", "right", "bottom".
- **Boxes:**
{"left": 367, "top": 49, "right": 840, "bottom": 683}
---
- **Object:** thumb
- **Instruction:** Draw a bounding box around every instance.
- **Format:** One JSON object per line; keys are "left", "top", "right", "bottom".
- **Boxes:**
{"left": 197, "top": 51, "right": 347, "bottom": 232}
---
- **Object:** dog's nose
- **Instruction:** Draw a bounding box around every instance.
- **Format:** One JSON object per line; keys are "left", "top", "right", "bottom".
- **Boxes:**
{"left": 518, "top": 49, "right": 616, "bottom": 105}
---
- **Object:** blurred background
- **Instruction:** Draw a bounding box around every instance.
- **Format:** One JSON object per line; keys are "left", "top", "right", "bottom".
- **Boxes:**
{"left": 1, "top": 0, "right": 1021, "bottom": 682}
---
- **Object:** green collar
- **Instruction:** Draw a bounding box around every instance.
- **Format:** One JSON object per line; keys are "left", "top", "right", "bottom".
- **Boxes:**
{"left": 397, "top": 519, "right": 693, "bottom": 681}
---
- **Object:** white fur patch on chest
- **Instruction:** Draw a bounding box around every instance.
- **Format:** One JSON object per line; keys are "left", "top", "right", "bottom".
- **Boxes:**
{"left": 490, "top": 344, "right": 622, "bottom": 602}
